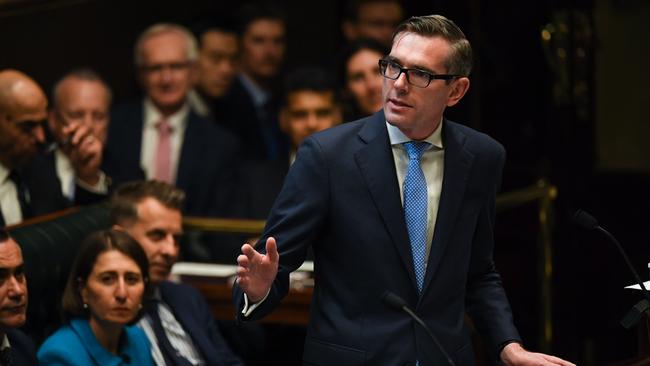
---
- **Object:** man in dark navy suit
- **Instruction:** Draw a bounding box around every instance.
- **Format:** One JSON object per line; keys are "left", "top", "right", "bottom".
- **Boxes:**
{"left": 103, "top": 23, "right": 239, "bottom": 220}
{"left": 234, "top": 15, "right": 575, "bottom": 365}
{"left": 111, "top": 180, "right": 242, "bottom": 366}
{"left": 0, "top": 229, "right": 38, "bottom": 365}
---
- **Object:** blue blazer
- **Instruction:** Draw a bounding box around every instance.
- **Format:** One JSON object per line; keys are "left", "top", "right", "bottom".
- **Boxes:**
{"left": 37, "top": 318, "right": 153, "bottom": 366}
{"left": 103, "top": 100, "right": 241, "bottom": 217}
{"left": 156, "top": 281, "right": 243, "bottom": 366}
{"left": 233, "top": 111, "right": 522, "bottom": 365}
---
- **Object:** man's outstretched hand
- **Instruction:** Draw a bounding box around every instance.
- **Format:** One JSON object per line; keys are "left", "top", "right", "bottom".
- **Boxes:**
{"left": 236, "top": 237, "right": 279, "bottom": 303}
{"left": 501, "top": 342, "right": 575, "bottom": 366}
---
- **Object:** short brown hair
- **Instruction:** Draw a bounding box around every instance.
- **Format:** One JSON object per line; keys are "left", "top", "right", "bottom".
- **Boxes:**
{"left": 392, "top": 15, "right": 473, "bottom": 76}
{"left": 110, "top": 180, "right": 185, "bottom": 226}
{"left": 61, "top": 229, "right": 151, "bottom": 323}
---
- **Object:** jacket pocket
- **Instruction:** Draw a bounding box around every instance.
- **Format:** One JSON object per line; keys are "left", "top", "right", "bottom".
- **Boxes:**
{"left": 303, "top": 337, "right": 366, "bottom": 366}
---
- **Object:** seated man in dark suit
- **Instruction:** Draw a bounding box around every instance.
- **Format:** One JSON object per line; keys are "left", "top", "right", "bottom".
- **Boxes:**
{"left": 217, "top": 3, "right": 289, "bottom": 162}
{"left": 188, "top": 18, "right": 239, "bottom": 120}
{"left": 240, "top": 67, "right": 342, "bottom": 221}
{"left": 110, "top": 180, "right": 243, "bottom": 366}
{"left": 103, "top": 23, "right": 240, "bottom": 219}
{"left": 47, "top": 68, "right": 111, "bottom": 204}
{"left": 0, "top": 229, "right": 38, "bottom": 365}
{"left": 0, "top": 69, "right": 101, "bottom": 227}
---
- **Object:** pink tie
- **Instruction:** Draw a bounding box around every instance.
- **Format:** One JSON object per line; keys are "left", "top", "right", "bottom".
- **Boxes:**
{"left": 154, "top": 119, "right": 173, "bottom": 183}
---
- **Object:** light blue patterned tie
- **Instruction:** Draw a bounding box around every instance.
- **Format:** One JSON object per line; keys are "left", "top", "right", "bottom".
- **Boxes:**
{"left": 403, "top": 141, "right": 429, "bottom": 294}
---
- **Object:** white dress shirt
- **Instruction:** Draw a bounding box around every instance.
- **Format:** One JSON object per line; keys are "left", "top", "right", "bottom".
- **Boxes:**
{"left": 0, "top": 163, "right": 22, "bottom": 225}
{"left": 140, "top": 99, "right": 189, "bottom": 184}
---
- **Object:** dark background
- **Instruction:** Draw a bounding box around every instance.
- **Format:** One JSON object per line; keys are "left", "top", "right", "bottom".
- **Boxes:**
{"left": 1, "top": 0, "right": 649, "bottom": 364}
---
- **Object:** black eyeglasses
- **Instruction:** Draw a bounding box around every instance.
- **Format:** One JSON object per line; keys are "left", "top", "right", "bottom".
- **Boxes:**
{"left": 378, "top": 58, "right": 460, "bottom": 88}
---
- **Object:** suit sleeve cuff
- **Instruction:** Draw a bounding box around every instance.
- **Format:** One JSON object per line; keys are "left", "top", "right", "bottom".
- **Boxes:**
{"left": 76, "top": 170, "right": 109, "bottom": 194}
{"left": 241, "top": 288, "right": 271, "bottom": 317}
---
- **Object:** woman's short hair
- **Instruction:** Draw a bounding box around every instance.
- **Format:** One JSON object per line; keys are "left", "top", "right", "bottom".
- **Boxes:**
{"left": 61, "top": 229, "right": 151, "bottom": 323}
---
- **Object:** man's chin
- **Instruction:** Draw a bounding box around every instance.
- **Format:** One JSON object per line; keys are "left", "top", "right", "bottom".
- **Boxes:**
{"left": 150, "top": 269, "right": 171, "bottom": 284}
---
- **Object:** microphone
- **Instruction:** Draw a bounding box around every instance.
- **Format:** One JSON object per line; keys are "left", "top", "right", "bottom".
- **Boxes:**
{"left": 382, "top": 291, "right": 456, "bottom": 366}
{"left": 573, "top": 210, "right": 650, "bottom": 306}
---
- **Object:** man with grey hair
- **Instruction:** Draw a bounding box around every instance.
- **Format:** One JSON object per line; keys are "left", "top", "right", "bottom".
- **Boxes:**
{"left": 47, "top": 68, "right": 111, "bottom": 203}
{"left": 103, "top": 23, "right": 240, "bottom": 227}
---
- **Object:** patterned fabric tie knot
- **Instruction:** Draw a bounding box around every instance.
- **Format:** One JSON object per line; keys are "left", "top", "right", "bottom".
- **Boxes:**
{"left": 403, "top": 141, "right": 430, "bottom": 294}
{"left": 404, "top": 141, "right": 429, "bottom": 161}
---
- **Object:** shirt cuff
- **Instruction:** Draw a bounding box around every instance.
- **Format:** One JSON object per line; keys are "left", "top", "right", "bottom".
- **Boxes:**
{"left": 241, "top": 288, "right": 271, "bottom": 317}
{"left": 76, "top": 170, "right": 109, "bottom": 194}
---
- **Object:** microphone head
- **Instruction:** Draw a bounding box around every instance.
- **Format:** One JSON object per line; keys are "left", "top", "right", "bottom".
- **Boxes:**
{"left": 382, "top": 291, "right": 407, "bottom": 310}
{"left": 573, "top": 209, "right": 599, "bottom": 230}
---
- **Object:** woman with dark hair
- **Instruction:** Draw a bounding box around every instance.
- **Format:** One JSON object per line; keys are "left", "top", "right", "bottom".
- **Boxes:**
{"left": 37, "top": 230, "right": 153, "bottom": 365}
{"left": 338, "top": 38, "right": 388, "bottom": 121}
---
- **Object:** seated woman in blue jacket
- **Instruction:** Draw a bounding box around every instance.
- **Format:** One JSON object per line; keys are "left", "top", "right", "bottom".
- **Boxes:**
{"left": 38, "top": 229, "right": 153, "bottom": 365}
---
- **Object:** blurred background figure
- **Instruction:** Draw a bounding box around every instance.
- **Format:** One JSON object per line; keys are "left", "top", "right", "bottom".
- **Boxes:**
{"left": 103, "top": 23, "right": 240, "bottom": 218}
{"left": 189, "top": 18, "right": 239, "bottom": 120}
{"left": 239, "top": 66, "right": 342, "bottom": 221}
{"left": 338, "top": 38, "right": 387, "bottom": 121}
{"left": 0, "top": 69, "right": 93, "bottom": 226}
{"left": 0, "top": 229, "right": 38, "bottom": 365}
{"left": 219, "top": 1, "right": 288, "bottom": 162}
{"left": 37, "top": 230, "right": 153, "bottom": 365}
{"left": 47, "top": 69, "right": 111, "bottom": 204}
{"left": 341, "top": 0, "right": 404, "bottom": 47}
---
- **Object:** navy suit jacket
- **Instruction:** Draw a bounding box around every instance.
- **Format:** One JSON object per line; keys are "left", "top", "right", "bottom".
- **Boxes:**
{"left": 103, "top": 100, "right": 240, "bottom": 217}
{"left": 158, "top": 281, "right": 243, "bottom": 366}
{"left": 216, "top": 77, "right": 287, "bottom": 162}
{"left": 233, "top": 111, "right": 521, "bottom": 365}
{"left": 6, "top": 329, "right": 38, "bottom": 366}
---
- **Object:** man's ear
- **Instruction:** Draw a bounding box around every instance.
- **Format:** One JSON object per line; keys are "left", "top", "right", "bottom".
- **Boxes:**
{"left": 446, "top": 77, "right": 470, "bottom": 107}
{"left": 112, "top": 224, "right": 125, "bottom": 231}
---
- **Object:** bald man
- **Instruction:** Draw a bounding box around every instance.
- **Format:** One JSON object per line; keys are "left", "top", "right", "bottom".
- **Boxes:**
{"left": 47, "top": 69, "right": 111, "bottom": 203}
{"left": 0, "top": 69, "right": 101, "bottom": 227}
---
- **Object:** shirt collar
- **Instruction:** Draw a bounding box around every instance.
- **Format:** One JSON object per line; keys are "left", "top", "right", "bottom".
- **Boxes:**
{"left": 386, "top": 119, "right": 444, "bottom": 149}
{"left": 143, "top": 98, "right": 189, "bottom": 132}
{"left": 0, "top": 163, "right": 9, "bottom": 184}
{"left": 238, "top": 73, "right": 269, "bottom": 108}
{"left": 1, "top": 334, "right": 9, "bottom": 351}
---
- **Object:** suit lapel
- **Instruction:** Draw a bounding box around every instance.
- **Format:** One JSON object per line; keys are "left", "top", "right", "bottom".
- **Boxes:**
{"left": 421, "top": 121, "right": 474, "bottom": 296}
{"left": 159, "top": 282, "right": 215, "bottom": 364}
{"left": 354, "top": 112, "right": 418, "bottom": 289}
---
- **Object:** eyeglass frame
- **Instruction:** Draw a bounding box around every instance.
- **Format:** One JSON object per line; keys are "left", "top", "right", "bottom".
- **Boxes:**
{"left": 378, "top": 58, "right": 461, "bottom": 88}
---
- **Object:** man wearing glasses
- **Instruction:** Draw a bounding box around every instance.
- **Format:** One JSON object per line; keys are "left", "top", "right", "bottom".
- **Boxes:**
{"left": 103, "top": 23, "right": 240, "bottom": 224}
{"left": 235, "top": 15, "right": 574, "bottom": 365}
